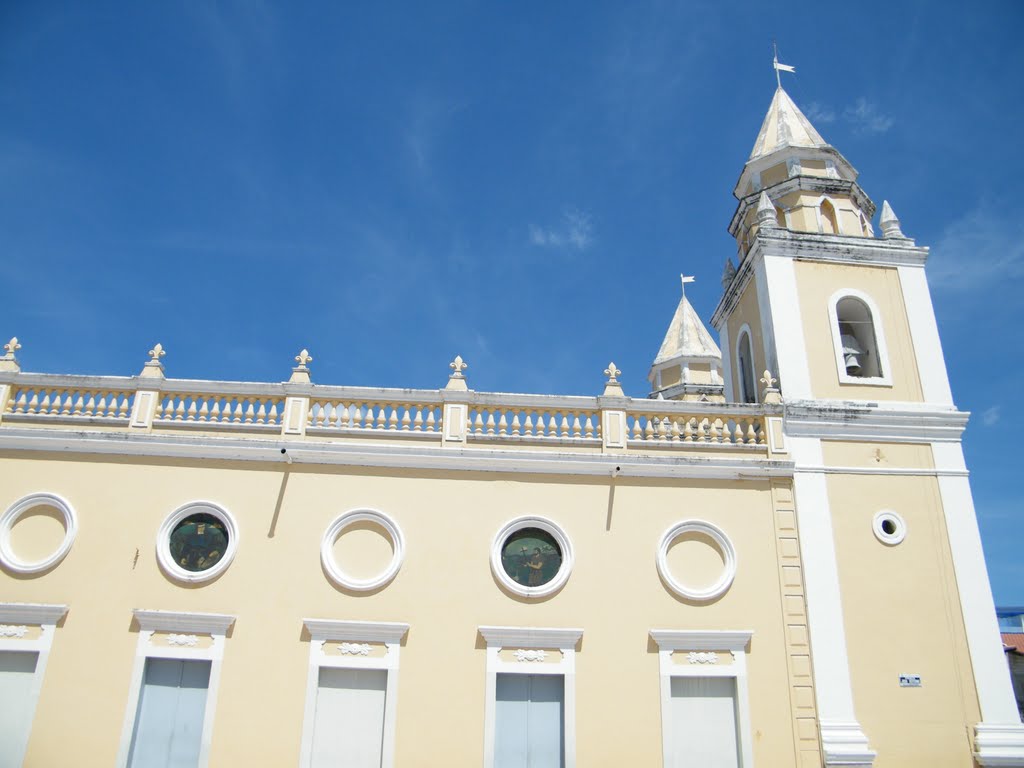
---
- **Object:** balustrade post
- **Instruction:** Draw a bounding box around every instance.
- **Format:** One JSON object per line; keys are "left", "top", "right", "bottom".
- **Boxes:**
{"left": 283, "top": 349, "right": 313, "bottom": 437}
{"left": 0, "top": 337, "right": 22, "bottom": 424}
{"left": 130, "top": 344, "right": 166, "bottom": 431}
{"left": 599, "top": 362, "right": 628, "bottom": 453}
{"left": 442, "top": 355, "right": 469, "bottom": 447}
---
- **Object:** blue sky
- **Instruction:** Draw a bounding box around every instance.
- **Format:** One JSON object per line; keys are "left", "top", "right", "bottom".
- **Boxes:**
{"left": 2, "top": 2, "right": 1022, "bottom": 602}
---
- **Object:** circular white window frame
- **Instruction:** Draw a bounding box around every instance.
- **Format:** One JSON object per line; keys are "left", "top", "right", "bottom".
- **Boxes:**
{"left": 0, "top": 492, "right": 78, "bottom": 574}
{"left": 321, "top": 509, "right": 405, "bottom": 592}
{"left": 491, "top": 515, "right": 574, "bottom": 599}
{"left": 657, "top": 519, "right": 737, "bottom": 602}
{"left": 157, "top": 501, "right": 239, "bottom": 584}
{"left": 873, "top": 510, "right": 906, "bottom": 546}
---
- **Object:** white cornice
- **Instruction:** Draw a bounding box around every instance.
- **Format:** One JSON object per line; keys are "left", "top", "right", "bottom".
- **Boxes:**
{"left": 303, "top": 619, "right": 409, "bottom": 643}
{"left": 0, "top": 427, "right": 793, "bottom": 480}
{"left": 649, "top": 629, "right": 753, "bottom": 652}
{"left": 0, "top": 603, "right": 67, "bottom": 625}
{"left": 784, "top": 401, "right": 969, "bottom": 443}
{"left": 133, "top": 609, "right": 235, "bottom": 635}
{"left": 478, "top": 626, "right": 584, "bottom": 649}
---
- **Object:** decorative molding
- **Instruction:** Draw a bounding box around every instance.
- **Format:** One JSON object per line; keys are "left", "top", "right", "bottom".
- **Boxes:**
{"left": 320, "top": 508, "right": 405, "bottom": 592}
{"left": 513, "top": 649, "right": 547, "bottom": 662}
{"left": 974, "top": 723, "right": 1024, "bottom": 766}
{"left": 650, "top": 630, "right": 752, "bottom": 652}
{"left": 0, "top": 603, "right": 67, "bottom": 626}
{"left": 687, "top": 651, "right": 718, "bottom": 664}
{"left": 784, "top": 401, "right": 969, "bottom": 443}
{"left": 155, "top": 501, "right": 239, "bottom": 585}
{"left": 166, "top": 633, "right": 199, "bottom": 647}
{"left": 303, "top": 619, "right": 409, "bottom": 644}
{"left": 0, "top": 624, "right": 28, "bottom": 638}
{"left": 338, "top": 642, "right": 372, "bottom": 656}
{"left": 132, "top": 609, "right": 235, "bottom": 635}
{"left": 656, "top": 520, "right": 737, "bottom": 602}
{"left": 478, "top": 626, "right": 584, "bottom": 650}
{"left": 0, "top": 492, "right": 78, "bottom": 574}
{"left": 489, "top": 516, "right": 575, "bottom": 599}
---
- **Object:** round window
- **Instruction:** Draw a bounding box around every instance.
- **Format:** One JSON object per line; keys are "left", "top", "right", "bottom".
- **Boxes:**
{"left": 157, "top": 502, "right": 238, "bottom": 584}
{"left": 872, "top": 510, "right": 906, "bottom": 545}
{"left": 491, "top": 517, "right": 573, "bottom": 598}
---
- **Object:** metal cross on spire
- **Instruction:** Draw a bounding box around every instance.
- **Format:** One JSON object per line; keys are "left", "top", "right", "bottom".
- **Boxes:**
{"left": 772, "top": 41, "right": 795, "bottom": 89}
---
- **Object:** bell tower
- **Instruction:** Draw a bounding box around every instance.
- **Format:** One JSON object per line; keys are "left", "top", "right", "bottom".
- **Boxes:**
{"left": 712, "top": 72, "right": 1024, "bottom": 766}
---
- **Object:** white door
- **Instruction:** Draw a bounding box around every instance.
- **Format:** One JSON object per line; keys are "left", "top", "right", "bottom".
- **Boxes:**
{"left": 310, "top": 667, "right": 387, "bottom": 768}
{"left": 494, "top": 673, "right": 564, "bottom": 768}
{"left": 668, "top": 676, "right": 740, "bottom": 768}
{"left": 127, "top": 658, "right": 211, "bottom": 768}
{"left": 0, "top": 651, "right": 39, "bottom": 768}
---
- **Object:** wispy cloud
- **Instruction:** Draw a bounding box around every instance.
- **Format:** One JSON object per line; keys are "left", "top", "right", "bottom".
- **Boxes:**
{"left": 529, "top": 209, "right": 594, "bottom": 252}
{"left": 928, "top": 205, "right": 1024, "bottom": 291}
{"left": 843, "top": 98, "right": 893, "bottom": 134}
{"left": 981, "top": 405, "right": 1001, "bottom": 426}
{"left": 803, "top": 102, "right": 836, "bottom": 124}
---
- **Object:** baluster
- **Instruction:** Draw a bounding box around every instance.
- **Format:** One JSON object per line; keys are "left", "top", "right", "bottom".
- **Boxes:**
{"left": 426, "top": 410, "right": 436, "bottom": 431}
{"left": 58, "top": 393, "right": 72, "bottom": 415}
{"left": 372, "top": 405, "right": 384, "bottom": 429}
{"left": 25, "top": 391, "right": 40, "bottom": 414}
{"left": 255, "top": 401, "right": 267, "bottom": 424}
{"left": 696, "top": 418, "right": 707, "bottom": 441}
{"left": 511, "top": 413, "right": 522, "bottom": 436}
{"left": 572, "top": 415, "right": 582, "bottom": 438}
{"left": 657, "top": 417, "right": 668, "bottom": 440}
{"left": 756, "top": 419, "right": 766, "bottom": 445}
{"left": 242, "top": 401, "right": 254, "bottom": 423}
{"left": 171, "top": 397, "right": 184, "bottom": 420}
{"left": 84, "top": 393, "right": 96, "bottom": 416}
{"left": 473, "top": 412, "right": 484, "bottom": 435}
{"left": 709, "top": 418, "right": 720, "bottom": 442}
{"left": 498, "top": 412, "right": 509, "bottom": 436}
{"left": 186, "top": 398, "right": 198, "bottom": 421}
{"left": 631, "top": 417, "right": 642, "bottom": 440}
{"left": 39, "top": 392, "right": 52, "bottom": 415}
{"left": 746, "top": 421, "right": 757, "bottom": 444}
{"left": 733, "top": 421, "right": 743, "bottom": 444}
{"left": 412, "top": 409, "right": 422, "bottom": 431}
{"left": 584, "top": 415, "right": 594, "bottom": 438}
{"left": 482, "top": 412, "right": 493, "bottom": 435}
{"left": 206, "top": 400, "right": 218, "bottom": 422}
{"left": 400, "top": 407, "right": 411, "bottom": 430}
{"left": 670, "top": 418, "right": 681, "bottom": 441}
{"left": 388, "top": 406, "right": 399, "bottom": 430}
{"left": 195, "top": 398, "right": 207, "bottom": 421}
{"left": 13, "top": 392, "right": 27, "bottom": 413}
{"left": 227, "top": 400, "right": 240, "bottom": 422}
{"left": 558, "top": 414, "right": 568, "bottom": 437}
{"left": 523, "top": 413, "right": 535, "bottom": 436}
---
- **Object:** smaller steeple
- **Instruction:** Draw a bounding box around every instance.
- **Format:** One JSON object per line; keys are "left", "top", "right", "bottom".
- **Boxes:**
{"left": 648, "top": 276, "right": 724, "bottom": 401}
{"left": 879, "top": 200, "right": 907, "bottom": 239}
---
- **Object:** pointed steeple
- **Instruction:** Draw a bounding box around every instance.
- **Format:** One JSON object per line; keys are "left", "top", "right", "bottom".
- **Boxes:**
{"left": 648, "top": 280, "right": 724, "bottom": 401}
{"left": 749, "top": 87, "right": 829, "bottom": 162}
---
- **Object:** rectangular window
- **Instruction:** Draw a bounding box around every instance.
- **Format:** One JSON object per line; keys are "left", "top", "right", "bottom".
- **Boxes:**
{"left": 494, "top": 673, "right": 565, "bottom": 768}
{"left": 309, "top": 668, "right": 387, "bottom": 768}
{"left": 127, "top": 658, "right": 211, "bottom": 768}
{"left": 0, "top": 651, "right": 40, "bottom": 767}
{"left": 668, "top": 677, "right": 740, "bottom": 768}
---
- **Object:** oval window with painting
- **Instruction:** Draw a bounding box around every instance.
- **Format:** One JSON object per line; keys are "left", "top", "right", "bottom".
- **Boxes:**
{"left": 169, "top": 513, "right": 229, "bottom": 572}
{"left": 500, "top": 527, "right": 563, "bottom": 588}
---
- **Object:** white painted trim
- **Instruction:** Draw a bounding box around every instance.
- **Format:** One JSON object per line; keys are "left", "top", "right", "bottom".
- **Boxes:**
{"left": 0, "top": 492, "right": 77, "bottom": 574}
{"left": 784, "top": 401, "right": 968, "bottom": 443}
{"left": 490, "top": 516, "right": 574, "bottom": 598}
{"left": 0, "top": 602, "right": 66, "bottom": 768}
{"left": 656, "top": 520, "right": 737, "bottom": 601}
{"left": 719, "top": 326, "right": 734, "bottom": 403}
{"left": 156, "top": 501, "right": 239, "bottom": 584}
{"left": 116, "top": 609, "right": 235, "bottom": 768}
{"left": 0, "top": 427, "right": 791, "bottom": 481}
{"left": 931, "top": 442, "right": 1024, "bottom": 762}
{"left": 478, "top": 626, "right": 583, "bottom": 768}
{"left": 762, "top": 255, "right": 814, "bottom": 399}
{"left": 320, "top": 509, "right": 405, "bottom": 592}
{"left": 649, "top": 629, "right": 754, "bottom": 767}
{"left": 827, "top": 288, "right": 893, "bottom": 387}
{"left": 897, "top": 265, "right": 954, "bottom": 405}
{"left": 789, "top": 436, "right": 876, "bottom": 765}
{"left": 298, "top": 619, "right": 409, "bottom": 768}
{"left": 753, "top": 255, "right": 779, "bottom": 380}
{"left": 735, "top": 324, "right": 756, "bottom": 404}
{"left": 871, "top": 510, "right": 906, "bottom": 545}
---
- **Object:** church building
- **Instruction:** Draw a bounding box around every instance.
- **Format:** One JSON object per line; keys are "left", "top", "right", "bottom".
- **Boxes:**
{"left": 1, "top": 81, "right": 1021, "bottom": 768}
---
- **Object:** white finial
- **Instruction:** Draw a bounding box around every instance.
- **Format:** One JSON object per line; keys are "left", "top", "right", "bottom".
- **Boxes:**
{"left": 721, "top": 259, "right": 737, "bottom": 290}
{"left": 772, "top": 42, "right": 796, "bottom": 89}
{"left": 755, "top": 191, "right": 778, "bottom": 228}
{"left": 445, "top": 355, "right": 469, "bottom": 391}
{"left": 760, "top": 370, "right": 777, "bottom": 389}
{"left": 0, "top": 336, "right": 21, "bottom": 372}
{"left": 2, "top": 337, "right": 20, "bottom": 359}
{"left": 288, "top": 348, "right": 313, "bottom": 383}
{"left": 602, "top": 362, "right": 625, "bottom": 396}
{"left": 761, "top": 369, "right": 782, "bottom": 404}
{"left": 294, "top": 349, "right": 313, "bottom": 369}
{"left": 879, "top": 200, "right": 906, "bottom": 239}
{"left": 140, "top": 343, "right": 166, "bottom": 379}
{"left": 604, "top": 362, "right": 621, "bottom": 384}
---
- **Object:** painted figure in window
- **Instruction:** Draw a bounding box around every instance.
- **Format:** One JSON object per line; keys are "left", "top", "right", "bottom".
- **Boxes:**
{"left": 169, "top": 513, "right": 228, "bottom": 572}
{"left": 501, "top": 528, "right": 562, "bottom": 588}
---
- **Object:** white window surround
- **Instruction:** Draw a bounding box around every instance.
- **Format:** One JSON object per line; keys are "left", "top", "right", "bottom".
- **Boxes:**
{"left": 649, "top": 629, "right": 754, "bottom": 768}
{"left": 827, "top": 288, "right": 893, "bottom": 387}
{"left": 490, "top": 516, "right": 574, "bottom": 599}
{"left": 320, "top": 509, "right": 405, "bottom": 592}
{"left": 657, "top": 520, "right": 737, "bottom": 602}
{"left": 872, "top": 510, "right": 906, "bottom": 546}
{"left": 478, "top": 626, "right": 583, "bottom": 768}
{"left": 116, "top": 609, "right": 236, "bottom": 768}
{"left": 734, "top": 324, "right": 757, "bottom": 405}
{"left": 156, "top": 501, "right": 239, "bottom": 584}
{"left": 0, "top": 492, "right": 78, "bottom": 574}
{"left": 299, "top": 619, "right": 409, "bottom": 768}
{"left": 815, "top": 194, "right": 842, "bottom": 235}
{"left": 0, "top": 602, "right": 67, "bottom": 768}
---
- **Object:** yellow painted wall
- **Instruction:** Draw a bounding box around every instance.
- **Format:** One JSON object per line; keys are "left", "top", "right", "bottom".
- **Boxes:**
{"left": 725, "top": 280, "right": 768, "bottom": 402}
{"left": 794, "top": 261, "right": 924, "bottom": 401}
{"left": 826, "top": 457, "right": 980, "bottom": 766}
{"left": 0, "top": 452, "right": 806, "bottom": 767}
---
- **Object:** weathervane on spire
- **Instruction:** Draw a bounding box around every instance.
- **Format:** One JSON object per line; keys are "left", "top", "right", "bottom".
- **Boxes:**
{"left": 772, "top": 41, "right": 795, "bottom": 89}
{"left": 679, "top": 274, "right": 695, "bottom": 347}
{"left": 680, "top": 274, "right": 695, "bottom": 298}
